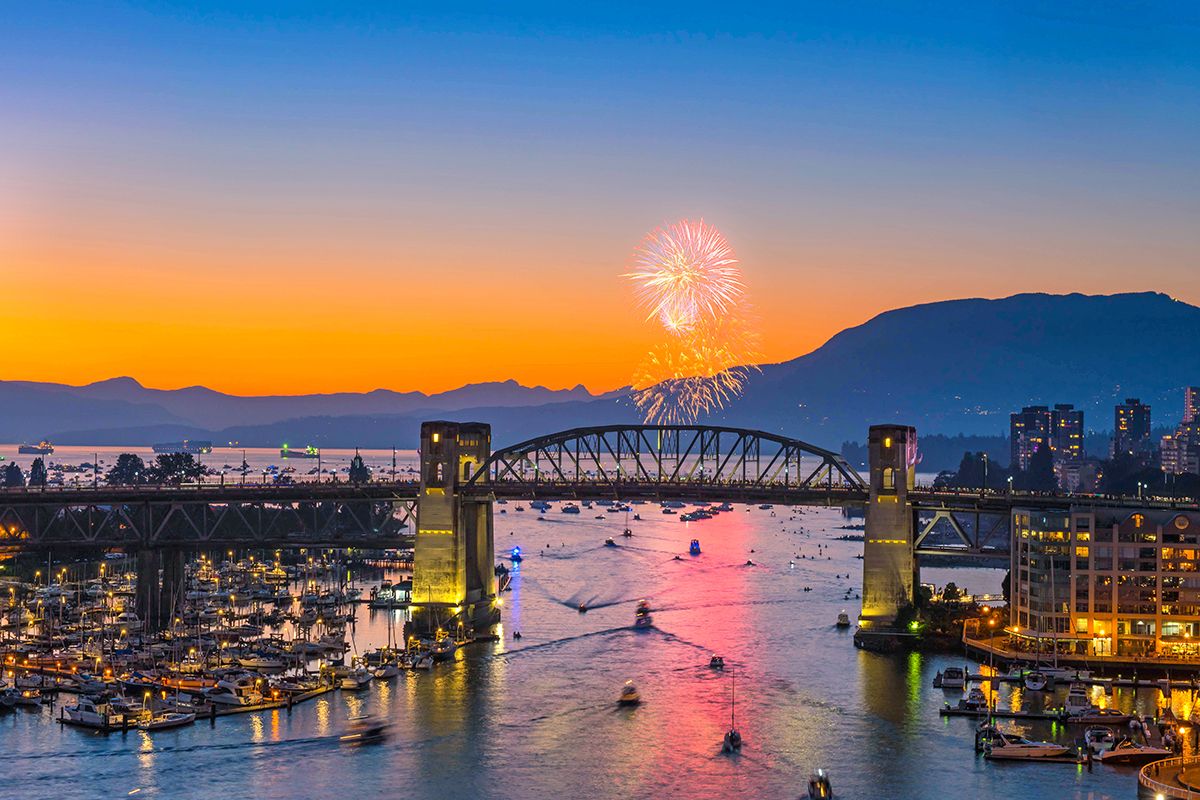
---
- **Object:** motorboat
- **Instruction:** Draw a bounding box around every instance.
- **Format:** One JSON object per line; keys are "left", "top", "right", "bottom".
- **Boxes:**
{"left": 955, "top": 687, "right": 989, "bottom": 713}
{"left": 1063, "top": 682, "right": 1093, "bottom": 716}
{"left": 1095, "top": 738, "right": 1172, "bottom": 765}
{"left": 710, "top": 655, "right": 725, "bottom": 670}
{"left": 561, "top": 504, "right": 580, "bottom": 514}
{"left": 634, "top": 599, "right": 653, "bottom": 629}
{"left": 510, "top": 547, "right": 524, "bottom": 563}
{"left": 64, "top": 696, "right": 123, "bottom": 728}
{"left": 722, "top": 727, "right": 742, "bottom": 753}
{"left": 411, "top": 653, "right": 434, "bottom": 670}
{"left": 618, "top": 681, "right": 640, "bottom": 706}
{"left": 237, "top": 654, "right": 286, "bottom": 671}
{"left": 114, "top": 611, "right": 143, "bottom": 633}
{"left": 689, "top": 539, "right": 702, "bottom": 556}
{"left": 1083, "top": 726, "right": 1116, "bottom": 756}
{"left": 373, "top": 662, "right": 400, "bottom": 679}
{"left": 807, "top": 770, "right": 832, "bottom": 799}
{"left": 622, "top": 528, "right": 633, "bottom": 537}
{"left": 578, "top": 603, "right": 588, "bottom": 613}
{"left": 604, "top": 538, "right": 617, "bottom": 547}
{"left": 207, "top": 676, "right": 264, "bottom": 707}
{"left": 935, "top": 666, "right": 966, "bottom": 690}
{"left": 340, "top": 714, "right": 389, "bottom": 746}
{"left": 983, "top": 730, "right": 1072, "bottom": 760}
{"left": 137, "top": 711, "right": 196, "bottom": 731}
{"left": 1067, "top": 707, "right": 1133, "bottom": 725}
{"left": 835, "top": 611, "right": 851, "bottom": 628}
{"left": 430, "top": 635, "right": 457, "bottom": 662}
{"left": 1023, "top": 671, "right": 1050, "bottom": 692}
{"left": 340, "top": 666, "right": 372, "bottom": 690}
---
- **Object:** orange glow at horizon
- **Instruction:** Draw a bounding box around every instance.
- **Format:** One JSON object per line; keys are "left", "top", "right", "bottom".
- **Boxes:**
{"left": 4, "top": 201, "right": 1196, "bottom": 396}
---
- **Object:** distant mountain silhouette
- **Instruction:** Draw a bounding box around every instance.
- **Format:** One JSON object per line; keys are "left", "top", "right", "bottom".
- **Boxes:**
{"left": 5, "top": 292, "right": 1198, "bottom": 452}
{"left": 709, "top": 291, "right": 1200, "bottom": 446}
{"left": 0, "top": 377, "right": 612, "bottom": 444}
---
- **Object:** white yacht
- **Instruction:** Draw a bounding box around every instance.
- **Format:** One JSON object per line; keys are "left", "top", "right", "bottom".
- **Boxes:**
{"left": 1095, "top": 738, "right": 1172, "bottom": 765}
{"left": 114, "top": 611, "right": 143, "bottom": 633}
{"left": 984, "top": 731, "right": 1072, "bottom": 760}
{"left": 137, "top": 711, "right": 196, "bottom": 731}
{"left": 237, "top": 654, "right": 286, "bottom": 671}
{"left": 935, "top": 666, "right": 966, "bottom": 690}
{"left": 207, "top": 676, "right": 264, "bottom": 706}
{"left": 340, "top": 666, "right": 372, "bottom": 690}
{"left": 64, "top": 696, "right": 121, "bottom": 728}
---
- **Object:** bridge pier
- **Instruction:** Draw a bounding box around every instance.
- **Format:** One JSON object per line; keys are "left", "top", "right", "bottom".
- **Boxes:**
{"left": 408, "top": 421, "right": 500, "bottom": 639}
{"left": 135, "top": 548, "right": 186, "bottom": 633}
{"left": 855, "top": 424, "right": 919, "bottom": 649}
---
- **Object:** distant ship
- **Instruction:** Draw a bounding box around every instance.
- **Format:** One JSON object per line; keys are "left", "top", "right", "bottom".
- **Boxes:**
{"left": 152, "top": 440, "right": 213, "bottom": 455}
{"left": 18, "top": 441, "right": 54, "bottom": 455}
{"left": 281, "top": 445, "right": 320, "bottom": 459}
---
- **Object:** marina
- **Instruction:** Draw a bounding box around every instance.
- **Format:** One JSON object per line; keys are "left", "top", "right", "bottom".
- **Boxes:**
{"left": 0, "top": 498, "right": 1188, "bottom": 798}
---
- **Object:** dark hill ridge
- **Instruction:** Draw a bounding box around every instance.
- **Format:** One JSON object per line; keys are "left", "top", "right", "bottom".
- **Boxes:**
{"left": 714, "top": 291, "right": 1200, "bottom": 443}
{"left": 4, "top": 292, "right": 1198, "bottom": 450}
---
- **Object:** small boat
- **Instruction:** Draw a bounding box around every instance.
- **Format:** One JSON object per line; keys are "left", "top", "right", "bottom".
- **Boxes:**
{"left": 138, "top": 711, "right": 196, "bottom": 731}
{"left": 1023, "top": 671, "right": 1049, "bottom": 692}
{"left": 373, "top": 663, "right": 400, "bottom": 679}
{"left": 1067, "top": 707, "right": 1133, "bottom": 725}
{"left": 1083, "top": 726, "right": 1116, "bottom": 756}
{"left": 835, "top": 611, "right": 851, "bottom": 629}
{"left": 953, "top": 687, "right": 989, "bottom": 713}
{"left": 807, "top": 770, "right": 833, "bottom": 799}
{"left": 340, "top": 714, "right": 389, "bottom": 745}
{"left": 634, "top": 599, "right": 653, "bottom": 629}
{"left": 411, "top": 653, "right": 434, "bottom": 670}
{"left": 561, "top": 504, "right": 581, "bottom": 514}
{"left": 577, "top": 603, "right": 588, "bottom": 613}
{"left": 984, "top": 730, "right": 1072, "bottom": 760}
{"left": 618, "top": 681, "right": 640, "bottom": 706}
{"left": 721, "top": 669, "right": 741, "bottom": 753}
{"left": 622, "top": 528, "right": 633, "bottom": 537}
{"left": 604, "top": 538, "right": 617, "bottom": 547}
{"left": 689, "top": 539, "right": 702, "bottom": 556}
{"left": 709, "top": 655, "right": 725, "bottom": 670}
{"left": 1095, "top": 738, "right": 1172, "bottom": 765}
{"left": 63, "top": 696, "right": 122, "bottom": 728}
{"left": 935, "top": 666, "right": 966, "bottom": 690}
{"left": 510, "top": 547, "right": 524, "bottom": 563}
{"left": 340, "top": 666, "right": 373, "bottom": 690}
{"left": 430, "top": 635, "right": 457, "bottom": 662}
{"left": 237, "top": 654, "right": 286, "bottom": 671}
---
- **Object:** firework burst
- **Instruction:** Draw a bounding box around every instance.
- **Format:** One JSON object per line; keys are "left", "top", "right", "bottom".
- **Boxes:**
{"left": 627, "top": 219, "right": 744, "bottom": 333}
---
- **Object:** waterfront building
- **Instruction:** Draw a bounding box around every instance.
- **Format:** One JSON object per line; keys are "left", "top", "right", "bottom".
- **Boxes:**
{"left": 1011, "top": 507, "right": 1200, "bottom": 658}
{"left": 1010, "top": 404, "right": 1083, "bottom": 489}
{"left": 1111, "top": 398, "right": 1152, "bottom": 459}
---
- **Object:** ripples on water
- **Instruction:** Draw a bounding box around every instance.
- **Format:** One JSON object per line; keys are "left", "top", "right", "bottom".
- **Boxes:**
{"left": 0, "top": 506, "right": 1167, "bottom": 798}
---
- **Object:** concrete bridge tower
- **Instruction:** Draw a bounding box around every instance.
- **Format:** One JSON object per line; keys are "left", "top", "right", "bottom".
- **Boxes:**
{"left": 410, "top": 421, "right": 500, "bottom": 635}
{"left": 857, "top": 424, "right": 918, "bottom": 636}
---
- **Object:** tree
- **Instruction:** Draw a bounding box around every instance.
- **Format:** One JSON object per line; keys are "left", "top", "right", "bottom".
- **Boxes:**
{"left": 147, "top": 453, "right": 205, "bottom": 484}
{"left": 2, "top": 463, "right": 24, "bottom": 487}
{"left": 28, "top": 458, "right": 47, "bottom": 487}
{"left": 1019, "top": 445, "right": 1057, "bottom": 492}
{"left": 942, "top": 581, "right": 961, "bottom": 602}
{"left": 106, "top": 453, "right": 148, "bottom": 486}
{"left": 349, "top": 452, "right": 371, "bottom": 484}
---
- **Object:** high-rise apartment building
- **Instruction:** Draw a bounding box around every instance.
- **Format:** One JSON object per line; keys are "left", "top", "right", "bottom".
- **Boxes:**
{"left": 1162, "top": 388, "right": 1200, "bottom": 477}
{"left": 1112, "top": 398, "right": 1152, "bottom": 458}
{"left": 1010, "top": 404, "right": 1084, "bottom": 489}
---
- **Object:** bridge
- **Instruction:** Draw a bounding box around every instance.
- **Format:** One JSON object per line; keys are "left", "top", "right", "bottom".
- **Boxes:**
{"left": 1, "top": 421, "right": 1192, "bottom": 635}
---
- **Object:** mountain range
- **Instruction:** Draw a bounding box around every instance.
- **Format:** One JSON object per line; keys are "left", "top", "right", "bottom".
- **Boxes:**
{"left": 3, "top": 292, "right": 1198, "bottom": 462}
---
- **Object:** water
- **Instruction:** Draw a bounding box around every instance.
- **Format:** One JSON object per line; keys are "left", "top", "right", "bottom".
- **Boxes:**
{"left": 0, "top": 504, "right": 1161, "bottom": 799}
{"left": 0, "top": 444, "right": 421, "bottom": 484}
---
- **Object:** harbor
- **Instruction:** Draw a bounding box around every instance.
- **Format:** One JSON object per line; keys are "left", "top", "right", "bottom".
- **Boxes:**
{"left": 0, "top": 499, "right": 1185, "bottom": 799}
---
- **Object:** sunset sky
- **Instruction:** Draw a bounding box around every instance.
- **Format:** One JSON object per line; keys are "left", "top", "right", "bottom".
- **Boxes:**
{"left": 3, "top": 2, "right": 1198, "bottom": 395}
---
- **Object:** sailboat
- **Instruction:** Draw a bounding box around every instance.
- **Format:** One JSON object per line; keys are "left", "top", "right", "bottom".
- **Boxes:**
{"left": 722, "top": 669, "right": 742, "bottom": 753}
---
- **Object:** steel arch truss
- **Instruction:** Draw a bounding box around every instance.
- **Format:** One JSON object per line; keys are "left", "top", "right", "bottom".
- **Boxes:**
{"left": 468, "top": 425, "right": 866, "bottom": 493}
{"left": 913, "top": 507, "right": 1011, "bottom": 560}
